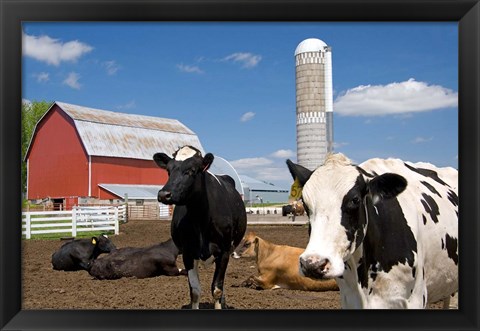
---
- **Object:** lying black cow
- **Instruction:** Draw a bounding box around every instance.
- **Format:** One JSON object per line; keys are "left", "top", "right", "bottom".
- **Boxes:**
{"left": 51, "top": 234, "right": 116, "bottom": 271}
{"left": 88, "top": 238, "right": 186, "bottom": 280}
{"left": 154, "top": 145, "right": 247, "bottom": 309}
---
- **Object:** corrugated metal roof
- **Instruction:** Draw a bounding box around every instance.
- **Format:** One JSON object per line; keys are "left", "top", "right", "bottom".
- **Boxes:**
{"left": 99, "top": 184, "right": 163, "bottom": 200}
{"left": 240, "top": 175, "right": 289, "bottom": 192}
{"left": 55, "top": 101, "right": 204, "bottom": 160}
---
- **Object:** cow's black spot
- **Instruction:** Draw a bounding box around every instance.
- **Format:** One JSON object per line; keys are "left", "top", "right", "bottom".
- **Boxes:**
{"left": 420, "top": 193, "right": 440, "bottom": 224}
{"left": 341, "top": 175, "right": 367, "bottom": 249}
{"left": 447, "top": 190, "right": 459, "bottom": 207}
{"left": 423, "top": 294, "right": 426, "bottom": 307}
{"left": 369, "top": 288, "right": 373, "bottom": 295}
{"left": 421, "top": 181, "right": 442, "bottom": 198}
{"left": 361, "top": 192, "right": 417, "bottom": 280}
{"left": 422, "top": 215, "right": 427, "bottom": 225}
{"left": 445, "top": 234, "right": 458, "bottom": 265}
{"left": 404, "top": 163, "right": 449, "bottom": 187}
{"left": 441, "top": 238, "right": 445, "bottom": 249}
{"left": 412, "top": 267, "right": 416, "bottom": 278}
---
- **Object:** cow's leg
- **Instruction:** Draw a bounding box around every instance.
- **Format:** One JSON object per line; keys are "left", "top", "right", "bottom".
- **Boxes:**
{"left": 442, "top": 296, "right": 451, "bottom": 309}
{"left": 184, "top": 257, "right": 201, "bottom": 309}
{"left": 212, "top": 251, "right": 230, "bottom": 309}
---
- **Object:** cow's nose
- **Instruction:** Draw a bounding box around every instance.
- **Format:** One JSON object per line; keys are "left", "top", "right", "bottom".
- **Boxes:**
{"left": 299, "top": 255, "right": 331, "bottom": 279}
{"left": 158, "top": 190, "right": 172, "bottom": 203}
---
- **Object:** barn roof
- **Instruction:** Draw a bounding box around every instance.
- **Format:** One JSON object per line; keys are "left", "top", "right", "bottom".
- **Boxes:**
{"left": 98, "top": 184, "right": 163, "bottom": 200}
{"left": 26, "top": 101, "right": 204, "bottom": 161}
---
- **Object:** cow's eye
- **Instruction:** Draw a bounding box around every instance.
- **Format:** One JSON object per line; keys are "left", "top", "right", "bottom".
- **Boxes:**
{"left": 184, "top": 169, "right": 196, "bottom": 176}
{"left": 349, "top": 196, "right": 361, "bottom": 207}
{"left": 245, "top": 242, "right": 251, "bottom": 247}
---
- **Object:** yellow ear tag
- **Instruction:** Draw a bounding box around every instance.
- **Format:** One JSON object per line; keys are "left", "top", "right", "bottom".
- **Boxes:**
{"left": 91, "top": 238, "right": 97, "bottom": 245}
{"left": 289, "top": 177, "right": 303, "bottom": 202}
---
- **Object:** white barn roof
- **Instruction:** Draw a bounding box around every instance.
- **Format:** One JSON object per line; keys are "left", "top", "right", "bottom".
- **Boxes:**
{"left": 28, "top": 101, "right": 204, "bottom": 161}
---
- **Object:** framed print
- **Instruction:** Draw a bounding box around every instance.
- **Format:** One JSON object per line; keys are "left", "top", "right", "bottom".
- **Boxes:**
{"left": 1, "top": 0, "right": 479, "bottom": 330}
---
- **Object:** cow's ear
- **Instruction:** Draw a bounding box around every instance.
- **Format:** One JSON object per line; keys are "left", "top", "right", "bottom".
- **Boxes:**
{"left": 153, "top": 153, "right": 172, "bottom": 169}
{"left": 202, "top": 153, "right": 214, "bottom": 172}
{"left": 286, "top": 159, "right": 312, "bottom": 187}
{"left": 368, "top": 173, "right": 407, "bottom": 204}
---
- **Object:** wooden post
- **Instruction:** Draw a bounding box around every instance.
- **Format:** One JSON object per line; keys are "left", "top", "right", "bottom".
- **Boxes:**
{"left": 26, "top": 213, "right": 31, "bottom": 239}
{"left": 114, "top": 207, "right": 119, "bottom": 235}
{"left": 124, "top": 193, "right": 129, "bottom": 223}
{"left": 72, "top": 207, "right": 77, "bottom": 237}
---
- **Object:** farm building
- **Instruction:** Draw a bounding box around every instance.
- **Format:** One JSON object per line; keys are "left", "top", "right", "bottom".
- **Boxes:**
{"left": 240, "top": 175, "right": 289, "bottom": 205}
{"left": 24, "top": 101, "right": 205, "bottom": 210}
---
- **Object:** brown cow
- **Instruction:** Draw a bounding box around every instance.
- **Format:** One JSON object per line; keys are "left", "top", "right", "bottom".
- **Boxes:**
{"left": 232, "top": 231, "right": 338, "bottom": 291}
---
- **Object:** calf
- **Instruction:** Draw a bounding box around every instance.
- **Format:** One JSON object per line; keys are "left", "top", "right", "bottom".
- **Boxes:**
{"left": 154, "top": 146, "right": 247, "bottom": 309}
{"left": 89, "top": 238, "right": 185, "bottom": 280}
{"left": 51, "top": 234, "right": 116, "bottom": 271}
{"left": 233, "top": 231, "right": 338, "bottom": 291}
{"left": 287, "top": 153, "right": 458, "bottom": 308}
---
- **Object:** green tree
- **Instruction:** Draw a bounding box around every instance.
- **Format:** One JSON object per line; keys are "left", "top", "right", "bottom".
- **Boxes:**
{"left": 22, "top": 100, "right": 52, "bottom": 194}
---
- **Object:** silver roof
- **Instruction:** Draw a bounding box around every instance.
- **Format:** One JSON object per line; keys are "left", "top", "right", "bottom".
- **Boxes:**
{"left": 99, "top": 184, "right": 164, "bottom": 200}
{"left": 56, "top": 102, "right": 204, "bottom": 160}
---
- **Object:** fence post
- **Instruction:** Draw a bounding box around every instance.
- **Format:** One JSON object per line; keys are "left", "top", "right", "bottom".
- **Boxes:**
{"left": 26, "top": 213, "right": 31, "bottom": 239}
{"left": 72, "top": 207, "right": 77, "bottom": 237}
{"left": 114, "top": 207, "right": 119, "bottom": 235}
{"left": 124, "top": 194, "right": 129, "bottom": 223}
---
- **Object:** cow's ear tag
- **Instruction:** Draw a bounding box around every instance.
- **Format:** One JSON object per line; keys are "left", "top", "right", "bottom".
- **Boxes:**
{"left": 288, "top": 178, "right": 303, "bottom": 202}
{"left": 91, "top": 238, "right": 97, "bottom": 245}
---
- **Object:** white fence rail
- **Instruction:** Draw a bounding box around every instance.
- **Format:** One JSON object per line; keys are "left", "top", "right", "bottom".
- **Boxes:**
{"left": 22, "top": 205, "right": 126, "bottom": 239}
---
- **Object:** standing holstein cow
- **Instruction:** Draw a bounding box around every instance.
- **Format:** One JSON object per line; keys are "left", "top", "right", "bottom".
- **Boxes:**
{"left": 154, "top": 146, "right": 247, "bottom": 309}
{"left": 287, "top": 153, "right": 458, "bottom": 309}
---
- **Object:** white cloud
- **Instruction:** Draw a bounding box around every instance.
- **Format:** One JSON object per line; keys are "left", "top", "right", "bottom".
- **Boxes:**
{"left": 411, "top": 136, "right": 434, "bottom": 144}
{"left": 240, "top": 112, "right": 255, "bottom": 122}
{"left": 116, "top": 100, "right": 136, "bottom": 110}
{"left": 230, "top": 153, "right": 295, "bottom": 188}
{"left": 230, "top": 157, "right": 273, "bottom": 170}
{"left": 23, "top": 32, "right": 93, "bottom": 66}
{"left": 63, "top": 72, "right": 82, "bottom": 89}
{"left": 270, "top": 149, "right": 294, "bottom": 158}
{"left": 334, "top": 78, "right": 458, "bottom": 116}
{"left": 223, "top": 52, "right": 262, "bottom": 69}
{"left": 333, "top": 142, "right": 349, "bottom": 149}
{"left": 103, "top": 60, "right": 119, "bottom": 75}
{"left": 33, "top": 72, "right": 49, "bottom": 83}
{"left": 177, "top": 64, "right": 204, "bottom": 74}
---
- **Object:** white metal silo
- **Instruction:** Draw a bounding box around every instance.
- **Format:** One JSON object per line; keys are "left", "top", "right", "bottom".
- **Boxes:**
{"left": 295, "top": 38, "right": 334, "bottom": 171}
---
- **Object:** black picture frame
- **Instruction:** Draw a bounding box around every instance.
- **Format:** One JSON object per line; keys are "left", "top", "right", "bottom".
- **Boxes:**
{"left": 1, "top": 0, "right": 479, "bottom": 330}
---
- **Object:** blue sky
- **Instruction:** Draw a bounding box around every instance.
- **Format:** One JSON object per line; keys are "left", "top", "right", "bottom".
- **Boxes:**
{"left": 22, "top": 22, "right": 458, "bottom": 188}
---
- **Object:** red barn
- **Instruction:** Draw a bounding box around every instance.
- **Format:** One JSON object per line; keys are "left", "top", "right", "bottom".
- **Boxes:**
{"left": 25, "top": 101, "right": 204, "bottom": 209}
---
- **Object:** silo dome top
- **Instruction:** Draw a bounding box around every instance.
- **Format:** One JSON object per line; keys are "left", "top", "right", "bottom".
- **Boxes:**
{"left": 295, "top": 38, "right": 328, "bottom": 56}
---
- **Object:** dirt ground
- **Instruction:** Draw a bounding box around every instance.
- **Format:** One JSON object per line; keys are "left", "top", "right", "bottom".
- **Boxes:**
{"left": 22, "top": 219, "right": 445, "bottom": 310}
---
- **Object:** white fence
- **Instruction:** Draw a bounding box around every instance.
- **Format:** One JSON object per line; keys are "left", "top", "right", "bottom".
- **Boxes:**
{"left": 22, "top": 205, "right": 126, "bottom": 239}
{"left": 246, "top": 207, "right": 282, "bottom": 215}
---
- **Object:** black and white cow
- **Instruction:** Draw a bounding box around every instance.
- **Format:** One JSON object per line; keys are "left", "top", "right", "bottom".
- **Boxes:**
{"left": 287, "top": 153, "right": 458, "bottom": 309}
{"left": 51, "top": 234, "right": 116, "bottom": 271}
{"left": 153, "top": 146, "right": 247, "bottom": 309}
{"left": 88, "top": 238, "right": 186, "bottom": 280}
